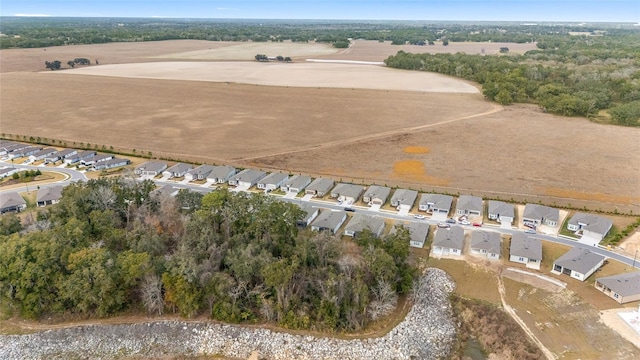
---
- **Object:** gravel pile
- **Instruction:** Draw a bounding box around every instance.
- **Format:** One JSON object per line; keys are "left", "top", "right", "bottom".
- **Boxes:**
{"left": 0, "top": 268, "right": 456, "bottom": 360}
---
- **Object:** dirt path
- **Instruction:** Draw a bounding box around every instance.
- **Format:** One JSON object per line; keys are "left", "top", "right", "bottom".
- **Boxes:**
{"left": 496, "top": 270, "right": 556, "bottom": 360}
{"left": 238, "top": 102, "right": 503, "bottom": 162}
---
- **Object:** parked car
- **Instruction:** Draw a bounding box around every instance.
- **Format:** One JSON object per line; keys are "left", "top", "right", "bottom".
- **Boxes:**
{"left": 446, "top": 218, "right": 456, "bottom": 224}
{"left": 344, "top": 207, "right": 355, "bottom": 212}
{"left": 525, "top": 229, "right": 536, "bottom": 234}
{"left": 437, "top": 223, "right": 451, "bottom": 229}
{"left": 459, "top": 220, "right": 471, "bottom": 225}
{"left": 524, "top": 222, "right": 537, "bottom": 230}
{"left": 413, "top": 214, "right": 426, "bottom": 220}
{"left": 472, "top": 222, "right": 482, "bottom": 227}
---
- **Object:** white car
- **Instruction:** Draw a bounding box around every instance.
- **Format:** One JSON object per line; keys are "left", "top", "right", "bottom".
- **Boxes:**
{"left": 413, "top": 214, "right": 426, "bottom": 220}
{"left": 459, "top": 220, "right": 471, "bottom": 225}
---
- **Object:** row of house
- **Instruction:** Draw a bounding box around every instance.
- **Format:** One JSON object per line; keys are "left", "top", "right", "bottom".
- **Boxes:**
{"left": 0, "top": 185, "right": 64, "bottom": 214}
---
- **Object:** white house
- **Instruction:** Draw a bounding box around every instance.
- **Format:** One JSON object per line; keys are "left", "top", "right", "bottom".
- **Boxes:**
{"left": 0, "top": 192, "right": 27, "bottom": 214}
{"left": 418, "top": 193, "right": 453, "bottom": 215}
{"left": 456, "top": 195, "right": 483, "bottom": 217}
{"left": 331, "top": 183, "right": 364, "bottom": 204}
{"left": 470, "top": 231, "right": 501, "bottom": 260}
{"left": 392, "top": 222, "right": 429, "bottom": 248}
{"left": 509, "top": 233, "right": 542, "bottom": 270}
{"left": 487, "top": 200, "right": 515, "bottom": 225}
{"left": 305, "top": 178, "right": 335, "bottom": 197}
{"left": 343, "top": 214, "right": 385, "bottom": 238}
{"left": 523, "top": 204, "right": 559, "bottom": 227}
{"left": 163, "top": 163, "right": 193, "bottom": 178}
{"left": 28, "top": 148, "right": 57, "bottom": 162}
{"left": 297, "top": 205, "right": 320, "bottom": 227}
{"left": 310, "top": 210, "right": 347, "bottom": 234}
{"left": 390, "top": 189, "right": 418, "bottom": 211}
{"left": 566, "top": 212, "right": 613, "bottom": 243}
{"left": 207, "top": 165, "right": 237, "bottom": 184}
{"left": 257, "top": 172, "right": 289, "bottom": 191}
{"left": 431, "top": 226, "right": 464, "bottom": 256}
{"left": 185, "top": 164, "right": 216, "bottom": 181}
{"left": 0, "top": 167, "right": 19, "bottom": 178}
{"left": 81, "top": 154, "right": 114, "bottom": 166}
{"left": 552, "top": 247, "right": 605, "bottom": 281}
{"left": 595, "top": 272, "right": 640, "bottom": 304}
{"left": 36, "top": 185, "right": 63, "bottom": 207}
{"left": 281, "top": 175, "right": 312, "bottom": 193}
{"left": 362, "top": 185, "right": 391, "bottom": 206}
{"left": 135, "top": 161, "right": 168, "bottom": 176}
{"left": 228, "top": 169, "right": 266, "bottom": 188}
{"left": 92, "top": 158, "right": 130, "bottom": 170}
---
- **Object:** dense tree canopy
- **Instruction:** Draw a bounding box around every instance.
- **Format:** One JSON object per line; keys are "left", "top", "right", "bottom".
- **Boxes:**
{"left": 0, "top": 178, "right": 415, "bottom": 332}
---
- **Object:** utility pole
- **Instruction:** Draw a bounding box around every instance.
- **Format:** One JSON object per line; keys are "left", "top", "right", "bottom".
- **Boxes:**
{"left": 633, "top": 249, "right": 638, "bottom": 269}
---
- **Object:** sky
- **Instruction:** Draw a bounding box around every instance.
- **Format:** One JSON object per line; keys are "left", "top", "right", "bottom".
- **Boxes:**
{"left": 1, "top": 1, "right": 638, "bottom": 23}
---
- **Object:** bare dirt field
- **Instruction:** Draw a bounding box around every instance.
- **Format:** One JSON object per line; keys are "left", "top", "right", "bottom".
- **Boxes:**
{"left": 1, "top": 40, "right": 638, "bottom": 213}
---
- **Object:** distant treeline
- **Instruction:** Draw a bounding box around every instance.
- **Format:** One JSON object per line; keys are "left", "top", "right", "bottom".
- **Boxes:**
{"left": 385, "top": 32, "right": 640, "bottom": 126}
{"left": 0, "top": 178, "right": 416, "bottom": 333}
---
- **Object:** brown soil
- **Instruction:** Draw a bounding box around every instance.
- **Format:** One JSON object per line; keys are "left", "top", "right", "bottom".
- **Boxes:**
{"left": 1, "top": 40, "right": 638, "bottom": 214}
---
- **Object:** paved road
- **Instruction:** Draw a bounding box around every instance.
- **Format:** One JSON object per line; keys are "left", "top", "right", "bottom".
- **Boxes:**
{"left": 3, "top": 163, "right": 639, "bottom": 269}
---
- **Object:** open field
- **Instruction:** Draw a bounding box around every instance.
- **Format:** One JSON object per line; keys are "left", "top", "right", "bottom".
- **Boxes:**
{"left": 1, "top": 40, "right": 638, "bottom": 214}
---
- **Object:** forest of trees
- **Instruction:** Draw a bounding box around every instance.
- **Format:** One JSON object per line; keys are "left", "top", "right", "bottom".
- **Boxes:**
{"left": 384, "top": 32, "right": 640, "bottom": 126}
{"left": 0, "top": 178, "right": 416, "bottom": 332}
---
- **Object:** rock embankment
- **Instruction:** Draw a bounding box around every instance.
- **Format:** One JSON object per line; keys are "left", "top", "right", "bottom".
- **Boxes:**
{"left": 0, "top": 268, "right": 456, "bottom": 360}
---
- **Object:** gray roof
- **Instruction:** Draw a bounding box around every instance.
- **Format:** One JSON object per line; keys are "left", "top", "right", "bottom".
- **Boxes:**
{"left": 283, "top": 175, "right": 312, "bottom": 189}
{"left": 233, "top": 169, "right": 266, "bottom": 183}
{"left": 433, "top": 226, "right": 464, "bottom": 250}
{"left": 0, "top": 192, "right": 26, "bottom": 209}
{"left": 596, "top": 272, "right": 640, "bottom": 297}
{"left": 392, "top": 222, "right": 430, "bottom": 245}
{"left": 36, "top": 185, "right": 63, "bottom": 203}
{"left": 488, "top": 200, "right": 515, "bottom": 218}
{"left": 0, "top": 168, "right": 16, "bottom": 176}
{"left": 363, "top": 185, "right": 391, "bottom": 202}
{"left": 187, "top": 164, "right": 216, "bottom": 178}
{"left": 95, "top": 158, "right": 130, "bottom": 168}
{"left": 419, "top": 193, "right": 453, "bottom": 210}
{"left": 470, "top": 231, "right": 501, "bottom": 254}
{"left": 151, "top": 184, "right": 177, "bottom": 197}
{"left": 165, "top": 162, "right": 193, "bottom": 174}
{"left": 332, "top": 183, "right": 364, "bottom": 200}
{"left": 31, "top": 148, "right": 57, "bottom": 158}
{"left": 77, "top": 150, "right": 97, "bottom": 158}
{"left": 55, "top": 148, "right": 77, "bottom": 158}
{"left": 344, "top": 214, "right": 385, "bottom": 237}
{"left": 391, "top": 189, "right": 418, "bottom": 206}
{"left": 509, "top": 233, "right": 542, "bottom": 260}
{"left": 311, "top": 210, "right": 346, "bottom": 231}
{"left": 568, "top": 212, "right": 613, "bottom": 236}
{"left": 299, "top": 205, "right": 319, "bottom": 224}
{"left": 258, "top": 172, "right": 289, "bottom": 186}
{"left": 554, "top": 247, "right": 605, "bottom": 275}
{"left": 207, "top": 165, "right": 237, "bottom": 180}
{"left": 457, "top": 195, "right": 483, "bottom": 213}
{"left": 523, "top": 204, "right": 559, "bottom": 222}
{"left": 307, "top": 178, "right": 335, "bottom": 193}
{"left": 136, "top": 160, "right": 168, "bottom": 173}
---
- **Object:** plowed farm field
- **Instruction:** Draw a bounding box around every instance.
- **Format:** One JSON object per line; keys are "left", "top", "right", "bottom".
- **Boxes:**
{"left": 1, "top": 40, "right": 638, "bottom": 212}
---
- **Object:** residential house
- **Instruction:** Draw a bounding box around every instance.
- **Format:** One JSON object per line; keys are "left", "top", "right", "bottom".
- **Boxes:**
{"left": 595, "top": 272, "right": 640, "bottom": 304}
{"left": 163, "top": 163, "right": 193, "bottom": 178}
{"left": 11, "top": 146, "right": 42, "bottom": 158}
{"left": 297, "top": 205, "right": 320, "bottom": 227}
{"left": 362, "top": 185, "right": 391, "bottom": 206}
{"left": 343, "top": 214, "right": 385, "bottom": 238}
{"left": 470, "top": 231, "right": 501, "bottom": 260}
{"left": 330, "top": 183, "right": 364, "bottom": 204}
{"left": 207, "top": 165, "right": 237, "bottom": 184}
{"left": 418, "top": 193, "right": 453, "bottom": 215}
{"left": 392, "top": 222, "right": 429, "bottom": 248}
{"left": 552, "top": 247, "right": 605, "bottom": 281}
{"left": 310, "top": 210, "right": 347, "bottom": 234}
{"left": 431, "top": 226, "right": 465, "bottom": 256}
{"left": 305, "top": 178, "right": 335, "bottom": 197}
{"left": 567, "top": 212, "right": 613, "bottom": 243}
{"left": 47, "top": 148, "right": 78, "bottom": 163}
{"left": 185, "top": 164, "right": 216, "bottom": 181}
{"left": 509, "top": 233, "right": 542, "bottom": 270}
{"left": 523, "top": 204, "right": 559, "bottom": 227}
{"left": 281, "top": 175, "right": 312, "bottom": 193}
{"left": 65, "top": 150, "right": 96, "bottom": 164}
{"left": 488, "top": 200, "right": 515, "bottom": 225}
{"left": 0, "top": 168, "right": 19, "bottom": 178}
{"left": 257, "top": 172, "right": 289, "bottom": 191}
{"left": 456, "top": 195, "right": 483, "bottom": 217}
{"left": 0, "top": 192, "right": 27, "bottom": 213}
{"left": 3, "top": 143, "right": 28, "bottom": 155}
{"left": 150, "top": 184, "right": 178, "bottom": 198}
{"left": 135, "top": 161, "right": 168, "bottom": 176}
{"left": 228, "top": 169, "right": 266, "bottom": 188}
{"left": 28, "top": 148, "right": 57, "bottom": 162}
{"left": 92, "top": 158, "right": 130, "bottom": 170}
{"left": 36, "top": 185, "right": 63, "bottom": 207}
{"left": 0, "top": 141, "right": 18, "bottom": 156}
{"left": 390, "top": 189, "right": 418, "bottom": 210}
{"left": 81, "top": 154, "right": 114, "bottom": 166}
